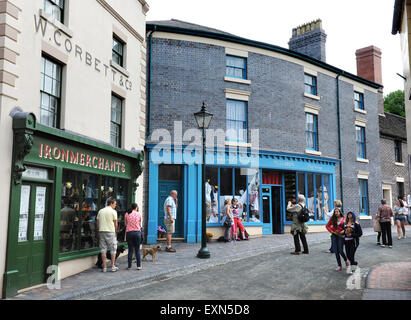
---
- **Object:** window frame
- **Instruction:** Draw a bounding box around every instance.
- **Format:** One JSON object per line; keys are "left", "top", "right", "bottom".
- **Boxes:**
{"left": 304, "top": 73, "right": 317, "bottom": 96}
{"left": 226, "top": 99, "right": 248, "bottom": 143}
{"left": 359, "top": 179, "right": 369, "bottom": 215}
{"left": 355, "top": 126, "right": 367, "bottom": 159}
{"left": 40, "top": 55, "right": 63, "bottom": 129}
{"left": 112, "top": 35, "right": 125, "bottom": 67}
{"left": 110, "top": 94, "right": 123, "bottom": 148}
{"left": 305, "top": 112, "right": 319, "bottom": 151}
{"left": 226, "top": 55, "right": 247, "bottom": 80}
{"left": 354, "top": 91, "right": 365, "bottom": 110}
{"left": 397, "top": 181, "right": 405, "bottom": 199}
{"left": 44, "top": 0, "right": 65, "bottom": 23}
{"left": 394, "top": 140, "right": 402, "bottom": 163}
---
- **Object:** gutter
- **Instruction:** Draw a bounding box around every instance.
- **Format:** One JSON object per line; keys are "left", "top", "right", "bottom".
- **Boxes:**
{"left": 146, "top": 26, "right": 156, "bottom": 139}
{"left": 336, "top": 72, "right": 344, "bottom": 212}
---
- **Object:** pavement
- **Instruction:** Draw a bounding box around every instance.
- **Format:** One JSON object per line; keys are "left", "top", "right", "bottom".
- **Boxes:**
{"left": 8, "top": 226, "right": 411, "bottom": 300}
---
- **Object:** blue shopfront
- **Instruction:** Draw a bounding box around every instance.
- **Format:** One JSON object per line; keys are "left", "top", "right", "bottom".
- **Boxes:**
{"left": 146, "top": 145, "right": 338, "bottom": 244}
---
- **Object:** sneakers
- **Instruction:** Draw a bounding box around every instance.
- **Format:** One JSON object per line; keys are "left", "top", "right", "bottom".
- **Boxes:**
{"left": 404, "top": 235, "right": 407, "bottom": 239}
{"left": 137, "top": 266, "right": 143, "bottom": 270}
{"left": 102, "top": 268, "right": 107, "bottom": 273}
{"left": 380, "top": 245, "right": 386, "bottom": 248}
{"left": 290, "top": 252, "right": 301, "bottom": 255}
{"left": 166, "top": 247, "right": 176, "bottom": 253}
{"left": 336, "top": 266, "right": 343, "bottom": 271}
{"left": 377, "top": 242, "right": 381, "bottom": 245}
{"left": 388, "top": 245, "right": 393, "bottom": 248}
{"left": 111, "top": 266, "right": 119, "bottom": 272}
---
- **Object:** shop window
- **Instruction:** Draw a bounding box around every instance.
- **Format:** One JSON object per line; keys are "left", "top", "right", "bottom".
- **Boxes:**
{"left": 112, "top": 36, "right": 125, "bottom": 67}
{"left": 305, "top": 113, "right": 318, "bottom": 151}
{"left": 322, "top": 175, "right": 331, "bottom": 216}
{"left": 304, "top": 73, "right": 317, "bottom": 96}
{"left": 284, "top": 172, "right": 296, "bottom": 221}
{"left": 219, "top": 168, "right": 233, "bottom": 215}
{"left": 356, "top": 126, "right": 366, "bottom": 159}
{"left": 306, "top": 174, "right": 315, "bottom": 218}
{"left": 226, "top": 99, "right": 247, "bottom": 143}
{"left": 235, "top": 168, "right": 247, "bottom": 221}
{"left": 44, "top": 0, "right": 64, "bottom": 23}
{"left": 394, "top": 140, "right": 402, "bottom": 163}
{"left": 297, "top": 172, "right": 306, "bottom": 199}
{"left": 226, "top": 55, "right": 247, "bottom": 79}
{"left": 111, "top": 94, "right": 123, "bottom": 148}
{"left": 247, "top": 169, "right": 260, "bottom": 222}
{"left": 315, "top": 175, "right": 323, "bottom": 220}
{"left": 60, "top": 170, "right": 130, "bottom": 255}
{"left": 205, "top": 167, "right": 219, "bottom": 223}
{"left": 40, "top": 56, "right": 62, "bottom": 128}
{"left": 354, "top": 91, "right": 364, "bottom": 110}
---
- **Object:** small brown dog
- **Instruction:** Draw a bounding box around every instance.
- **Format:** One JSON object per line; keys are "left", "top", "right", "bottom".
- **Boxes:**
{"left": 142, "top": 245, "right": 162, "bottom": 262}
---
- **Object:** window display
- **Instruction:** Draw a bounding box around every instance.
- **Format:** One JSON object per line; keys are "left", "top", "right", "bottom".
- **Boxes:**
{"left": 284, "top": 172, "right": 296, "bottom": 221}
{"left": 205, "top": 167, "right": 219, "bottom": 223}
{"left": 248, "top": 169, "right": 260, "bottom": 222}
{"left": 235, "top": 169, "right": 247, "bottom": 221}
{"left": 60, "top": 169, "right": 130, "bottom": 254}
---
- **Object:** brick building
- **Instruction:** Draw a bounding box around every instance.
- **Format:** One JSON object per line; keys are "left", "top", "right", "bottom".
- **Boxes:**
{"left": 379, "top": 112, "right": 409, "bottom": 207}
{"left": 144, "top": 19, "right": 383, "bottom": 243}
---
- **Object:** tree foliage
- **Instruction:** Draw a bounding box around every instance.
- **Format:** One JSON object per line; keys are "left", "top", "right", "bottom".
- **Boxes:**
{"left": 384, "top": 90, "right": 405, "bottom": 117}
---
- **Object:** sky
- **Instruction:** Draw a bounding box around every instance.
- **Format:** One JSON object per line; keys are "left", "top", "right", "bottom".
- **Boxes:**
{"left": 146, "top": 0, "right": 404, "bottom": 96}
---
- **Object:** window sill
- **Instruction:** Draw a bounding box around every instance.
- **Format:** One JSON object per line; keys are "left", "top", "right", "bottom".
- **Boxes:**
{"left": 356, "top": 158, "right": 369, "bottom": 163}
{"left": 39, "top": 9, "right": 73, "bottom": 38}
{"left": 305, "top": 149, "right": 322, "bottom": 156}
{"left": 354, "top": 108, "right": 367, "bottom": 115}
{"left": 395, "top": 162, "right": 405, "bottom": 167}
{"left": 304, "top": 93, "right": 320, "bottom": 101}
{"left": 224, "top": 76, "right": 251, "bottom": 85}
{"left": 110, "top": 60, "right": 130, "bottom": 78}
{"left": 225, "top": 141, "right": 252, "bottom": 148}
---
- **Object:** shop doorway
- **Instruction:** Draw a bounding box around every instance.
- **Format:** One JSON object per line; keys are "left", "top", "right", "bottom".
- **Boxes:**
{"left": 15, "top": 183, "right": 50, "bottom": 290}
{"left": 158, "top": 165, "right": 184, "bottom": 239}
{"left": 262, "top": 185, "right": 283, "bottom": 235}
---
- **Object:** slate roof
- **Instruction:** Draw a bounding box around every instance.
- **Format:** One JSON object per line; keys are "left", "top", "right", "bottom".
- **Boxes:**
{"left": 379, "top": 112, "right": 407, "bottom": 140}
{"left": 147, "top": 19, "right": 236, "bottom": 37}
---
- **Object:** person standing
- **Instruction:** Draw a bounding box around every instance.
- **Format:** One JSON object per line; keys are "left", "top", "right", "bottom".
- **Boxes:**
{"left": 231, "top": 198, "right": 248, "bottom": 241}
{"left": 376, "top": 199, "right": 394, "bottom": 248}
{"left": 373, "top": 213, "right": 382, "bottom": 245}
{"left": 124, "top": 203, "right": 142, "bottom": 270}
{"left": 96, "top": 197, "right": 119, "bottom": 273}
{"left": 287, "top": 194, "right": 309, "bottom": 255}
{"left": 323, "top": 200, "right": 342, "bottom": 254}
{"left": 326, "top": 207, "right": 349, "bottom": 271}
{"left": 394, "top": 196, "right": 407, "bottom": 240}
{"left": 164, "top": 190, "right": 178, "bottom": 252}
{"left": 344, "top": 212, "right": 362, "bottom": 273}
{"left": 221, "top": 199, "right": 233, "bottom": 242}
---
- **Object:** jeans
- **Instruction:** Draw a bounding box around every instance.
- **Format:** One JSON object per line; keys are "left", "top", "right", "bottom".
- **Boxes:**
{"left": 224, "top": 226, "right": 230, "bottom": 241}
{"left": 380, "top": 221, "right": 392, "bottom": 246}
{"left": 331, "top": 234, "right": 347, "bottom": 267}
{"left": 126, "top": 231, "right": 142, "bottom": 268}
{"left": 293, "top": 231, "right": 309, "bottom": 253}
{"left": 329, "top": 234, "right": 335, "bottom": 253}
{"left": 344, "top": 240, "right": 358, "bottom": 266}
{"left": 377, "top": 232, "right": 381, "bottom": 243}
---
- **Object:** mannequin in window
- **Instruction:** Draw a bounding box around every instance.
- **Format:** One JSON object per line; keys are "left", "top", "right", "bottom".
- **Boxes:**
{"left": 205, "top": 179, "right": 212, "bottom": 221}
{"left": 316, "top": 186, "right": 329, "bottom": 220}
{"left": 209, "top": 186, "right": 219, "bottom": 223}
{"left": 250, "top": 185, "right": 260, "bottom": 221}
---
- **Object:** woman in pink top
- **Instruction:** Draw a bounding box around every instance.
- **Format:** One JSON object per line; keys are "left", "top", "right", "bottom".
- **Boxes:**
{"left": 124, "top": 203, "right": 142, "bottom": 270}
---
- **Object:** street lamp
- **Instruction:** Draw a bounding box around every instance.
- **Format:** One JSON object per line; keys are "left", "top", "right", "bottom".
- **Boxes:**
{"left": 194, "top": 102, "right": 213, "bottom": 259}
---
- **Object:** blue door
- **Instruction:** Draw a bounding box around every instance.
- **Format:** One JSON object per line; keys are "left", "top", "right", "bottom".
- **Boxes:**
{"left": 262, "top": 186, "right": 272, "bottom": 235}
{"left": 158, "top": 181, "right": 184, "bottom": 238}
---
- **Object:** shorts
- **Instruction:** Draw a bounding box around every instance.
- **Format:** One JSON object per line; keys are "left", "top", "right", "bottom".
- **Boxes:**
{"left": 99, "top": 232, "right": 117, "bottom": 254}
{"left": 395, "top": 215, "right": 406, "bottom": 222}
{"left": 164, "top": 218, "right": 175, "bottom": 234}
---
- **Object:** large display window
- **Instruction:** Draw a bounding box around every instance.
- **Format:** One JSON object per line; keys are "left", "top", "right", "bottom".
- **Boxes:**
{"left": 60, "top": 169, "right": 129, "bottom": 255}
{"left": 206, "top": 167, "right": 260, "bottom": 224}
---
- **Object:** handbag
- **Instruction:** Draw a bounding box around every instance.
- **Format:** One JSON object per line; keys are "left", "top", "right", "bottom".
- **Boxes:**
{"left": 373, "top": 218, "right": 381, "bottom": 232}
{"left": 223, "top": 215, "right": 232, "bottom": 228}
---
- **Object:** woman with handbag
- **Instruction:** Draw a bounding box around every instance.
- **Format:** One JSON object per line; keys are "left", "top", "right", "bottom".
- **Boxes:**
{"left": 221, "top": 199, "right": 234, "bottom": 242}
{"left": 373, "top": 213, "right": 382, "bottom": 245}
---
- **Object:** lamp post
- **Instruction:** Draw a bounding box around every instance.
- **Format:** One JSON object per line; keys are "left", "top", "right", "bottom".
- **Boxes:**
{"left": 194, "top": 102, "right": 213, "bottom": 259}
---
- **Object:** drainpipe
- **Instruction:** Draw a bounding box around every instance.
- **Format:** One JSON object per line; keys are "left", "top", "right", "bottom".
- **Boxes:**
{"left": 336, "top": 71, "right": 344, "bottom": 212}
{"left": 146, "top": 26, "right": 156, "bottom": 139}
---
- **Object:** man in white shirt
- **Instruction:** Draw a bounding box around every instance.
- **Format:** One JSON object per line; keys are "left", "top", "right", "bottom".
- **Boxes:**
{"left": 164, "top": 190, "right": 178, "bottom": 252}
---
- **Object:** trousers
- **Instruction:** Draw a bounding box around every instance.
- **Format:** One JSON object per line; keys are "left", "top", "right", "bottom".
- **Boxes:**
{"left": 293, "top": 231, "right": 309, "bottom": 253}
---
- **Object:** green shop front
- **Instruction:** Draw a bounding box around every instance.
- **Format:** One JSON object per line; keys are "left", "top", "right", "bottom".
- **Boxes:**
{"left": 3, "top": 113, "right": 143, "bottom": 298}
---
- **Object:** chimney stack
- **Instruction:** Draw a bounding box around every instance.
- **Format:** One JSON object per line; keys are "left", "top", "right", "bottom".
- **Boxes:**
{"left": 289, "top": 19, "right": 327, "bottom": 62}
{"left": 355, "top": 46, "right": 383, "bottom": 85}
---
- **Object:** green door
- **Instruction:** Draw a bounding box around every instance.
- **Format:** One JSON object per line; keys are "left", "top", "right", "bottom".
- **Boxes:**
{"left": 16, "top": 183, "right": 50, "bottom": 290}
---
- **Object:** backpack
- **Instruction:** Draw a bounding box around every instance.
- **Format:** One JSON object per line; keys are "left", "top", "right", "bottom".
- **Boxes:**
{"left": 298, "top": 204, "right": 310, "bottom": 223}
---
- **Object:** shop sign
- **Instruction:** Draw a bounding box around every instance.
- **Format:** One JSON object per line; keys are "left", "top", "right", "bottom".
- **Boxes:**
{"left": 26, "top": 137, "right": 131, "bottom": 178}
{"left": 34, "top": 14, "right": 133, "bottom": 91}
